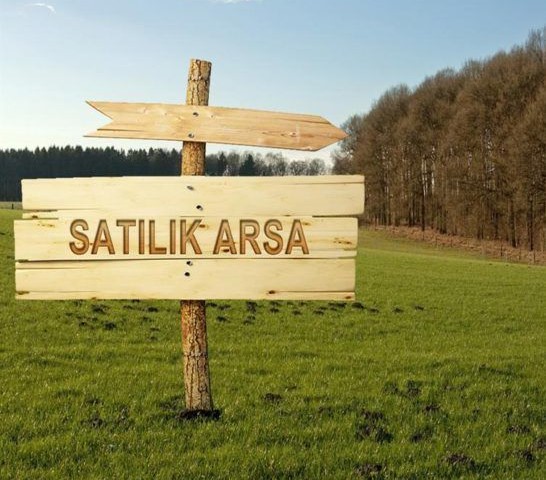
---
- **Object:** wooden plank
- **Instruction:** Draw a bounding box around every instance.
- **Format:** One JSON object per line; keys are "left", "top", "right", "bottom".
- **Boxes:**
{"left": 86, "top": 102, "right": 347, "bottom": 151}
{"left": 15, "top": 216, "right": 357, "bottom": 261}
{"left": 21, "top": 176, "right": 365, "bottom": 216}
{"left": 16, "top": 258, "right": 355, "bottom": 300}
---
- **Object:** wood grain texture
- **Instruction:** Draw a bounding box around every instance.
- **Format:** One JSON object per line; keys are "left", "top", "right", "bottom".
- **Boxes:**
{"left": 21, "top": 176, "right": 365, "bottom": 217}
{"left": 181, "top": 300, "right": 211, "bottom": 410}
{"left": 180, "top": 58, "right": 212, "bottom": 412}
{"left": 15, "top": 216, "right": 357, "bottom": 261}
{"left": 86, "top": 101, "right": 347, "bottom": 151}
{"left": 16, "top": 258, "right": 355, "bottom": 300}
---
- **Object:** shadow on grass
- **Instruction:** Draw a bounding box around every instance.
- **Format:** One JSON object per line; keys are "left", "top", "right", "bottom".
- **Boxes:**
{"left": 158, "top": 395, "right": 222, "bottom": 422}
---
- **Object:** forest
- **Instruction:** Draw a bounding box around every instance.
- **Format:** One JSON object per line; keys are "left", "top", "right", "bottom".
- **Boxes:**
{"left": 0, "top": 147, "right": 325, "bottom": 202}
{"left": 333, "top": 28, "right": 546, "bottom": 251}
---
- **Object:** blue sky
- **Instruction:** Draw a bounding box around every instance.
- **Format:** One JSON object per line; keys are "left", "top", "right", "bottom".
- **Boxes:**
{"left": 1, "top": 0, "right": 545, "bottom": 161}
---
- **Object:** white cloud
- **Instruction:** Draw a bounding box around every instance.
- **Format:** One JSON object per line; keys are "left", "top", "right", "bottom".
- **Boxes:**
{"left": 28, "top": 3, "right": 56, "bottom": 14}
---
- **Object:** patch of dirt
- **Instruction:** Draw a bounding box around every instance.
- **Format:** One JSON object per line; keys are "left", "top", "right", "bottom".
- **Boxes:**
{"left": 423, "top": 403, "right": 440, "bottom": 413}
{"left": 371, "top": 226, "right": 546, "bottom": 265}
{"left": 534, "top": 437, "right": 546, "bottom": 450}
{"left": 263, "top": 393, "right": 283, "bottom": 404}
{"left": 355, "top": 410, "right": 393, "bottom": 443}
{"left": 84, "top": 411, "right": 105, "bottom": 429}
{"left": 382, "top": 380, "right": 421, "bottom": 399}
{"left": 175, "top": 409, "right": 221, "bottom": 421}
{"left": 517, "top": 449, "right": 535, "bottom": 463}
{"left": 246, "top": 301, "right": 257, "bottom": 312}
{"left": 507, "top": 424, "right": 531, "bottom": 434}
{"left": 91, "top": 304, "right": 108, "bottom": 314}
{"left": 410, "top": 425, "right": 434, "bottom": 443}
{"left": 444, "top": 453, "right": 476, "bottom": 469}
{"left": 159, "top": 397, "right": 221, "bottom": 422}
{"left": 354, "top": 463, "right": 384, "bottom": 479}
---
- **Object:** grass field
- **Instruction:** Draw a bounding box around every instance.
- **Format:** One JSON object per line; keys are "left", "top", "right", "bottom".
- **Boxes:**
{"left": 1, "top": 208, "right": 545, "bottom": 479}
{"left": 0, "top": 201, "right": 21, "bottom": 210}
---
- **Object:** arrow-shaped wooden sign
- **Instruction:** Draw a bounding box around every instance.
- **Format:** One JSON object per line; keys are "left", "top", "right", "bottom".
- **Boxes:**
{"left": 86, "top": 101, "right": 347, "bottom": 151}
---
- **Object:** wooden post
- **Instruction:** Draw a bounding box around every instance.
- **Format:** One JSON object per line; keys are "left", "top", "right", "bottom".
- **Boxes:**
{"left": 180, "top": 59, "right": 213, "bottom": 412}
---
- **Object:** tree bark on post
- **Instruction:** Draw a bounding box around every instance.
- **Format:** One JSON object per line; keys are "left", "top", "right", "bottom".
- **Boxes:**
{"left": 180, "top": 59, "right": 213, "bottom": 412}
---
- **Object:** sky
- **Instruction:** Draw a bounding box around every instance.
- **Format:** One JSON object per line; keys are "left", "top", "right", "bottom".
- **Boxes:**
{"left": 1, "top": 0, "right": 545, "bottom": 162}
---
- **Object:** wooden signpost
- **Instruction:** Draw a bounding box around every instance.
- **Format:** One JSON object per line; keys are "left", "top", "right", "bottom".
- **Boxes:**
{"left": 86, "top": 102, "right": 347, "bottom": 151}
{"left": 15, "top": 177, "right": 361, "bottom": 300}
{"left": 14, "top": 59, "right": 364, "bottom": 414}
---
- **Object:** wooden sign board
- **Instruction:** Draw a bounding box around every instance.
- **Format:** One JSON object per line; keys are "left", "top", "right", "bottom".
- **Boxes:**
{"left": 15, "top": 175, "right": 364, "bottom": 301}
{"left": 86, "top": 102, "right": 347, "bottom": 151}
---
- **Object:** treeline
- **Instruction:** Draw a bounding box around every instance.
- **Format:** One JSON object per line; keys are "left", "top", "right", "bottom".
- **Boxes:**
{"left": 334, "top": 28, "right": 546, "bottom": 251}
{"left": 0, "top": 146, "right": 326, "bottom": 201}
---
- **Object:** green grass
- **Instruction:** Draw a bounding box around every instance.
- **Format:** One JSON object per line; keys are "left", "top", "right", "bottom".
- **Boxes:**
{"left": 0, "top": 201, "right": 21, "bottom": 210}
{"left": 1, "top": 208, "right": 545, "bottom": 479}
